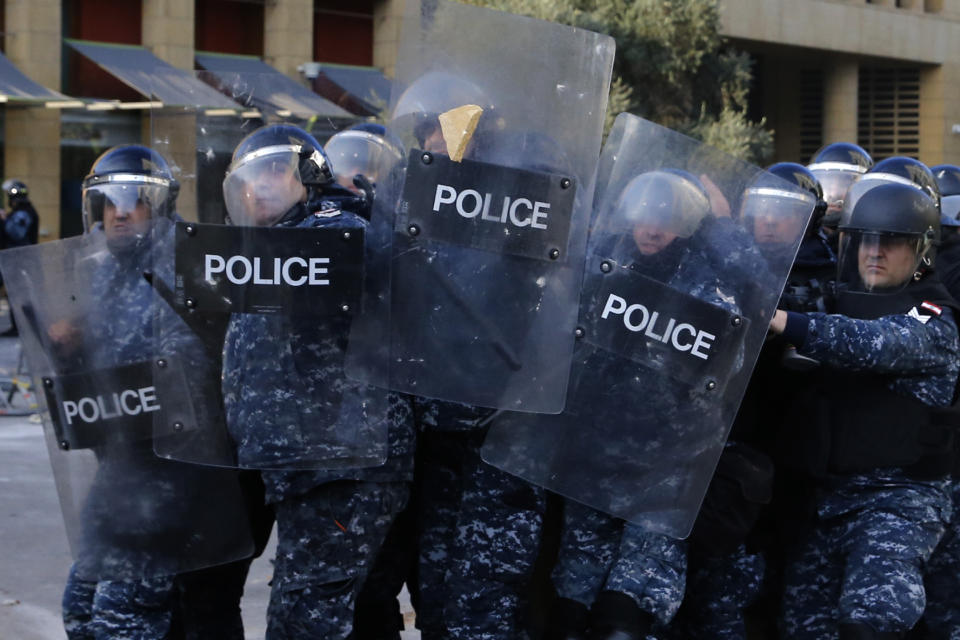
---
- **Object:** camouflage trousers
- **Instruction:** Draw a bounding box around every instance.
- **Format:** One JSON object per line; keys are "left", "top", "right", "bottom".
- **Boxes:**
{"left": 62, "top": 565, "right": 175, "bottom": 640}
{"left": 919, "top": 481, "right": 960, "bottom": 640}
{"left": 552, "top": 501, "right": 687, "bottom": 627}
{"left": 266, "top": 479, "right": 409, "bottom": 640}
{"left": 416, "top": 429, "right": 547, "bottom": 640}
{"left": 667, "top": 545, "right": 765, "bottom": 640}
{"left": 62, "top": 559, "right": 253, "bottom": 640}
{"left": 782, "top": 475, "right": 952, "bottom": 639}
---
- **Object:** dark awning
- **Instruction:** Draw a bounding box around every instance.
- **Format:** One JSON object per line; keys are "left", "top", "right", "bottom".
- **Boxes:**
{"left": 307, "top": 63, "right": 390, "bottom": 118}
{"left": 0, "top": 51, "right": 73, "bottom": 104}
{"left": 195, "top": 52, "right": 354, "bottom": 120}
{"left": 65, "top": 39, "right": 240, "bottom": 109}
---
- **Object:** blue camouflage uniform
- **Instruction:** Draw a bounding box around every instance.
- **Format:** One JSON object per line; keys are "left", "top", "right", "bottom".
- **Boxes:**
{"left": 409, "top": 397, "right": 548, "bottom": 640}
{"left": 778, "top": 303, "right": 960, "bottom": 638}
{"left": 221, "top": 203, "right": 415, "bottom": 640}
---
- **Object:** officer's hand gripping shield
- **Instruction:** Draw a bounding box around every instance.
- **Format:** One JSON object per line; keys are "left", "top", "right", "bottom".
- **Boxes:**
{"left": 344, "top": 0, "right": 615, "bottom": 413}
{"left": 146, "top": 79, "right": 390, "bottom": 470}
{"left": 482, "top": 114, "right": 815, "bottom": 538}
{"left": 0, "top": 234, "right": 254, "bottom": 580}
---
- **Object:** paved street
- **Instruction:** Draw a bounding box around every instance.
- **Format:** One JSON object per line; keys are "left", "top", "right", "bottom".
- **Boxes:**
{"left": 0, "top": 321, "right": 417, "bottom": 639}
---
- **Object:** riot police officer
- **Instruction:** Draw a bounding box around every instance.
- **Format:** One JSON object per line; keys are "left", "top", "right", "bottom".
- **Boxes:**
{"left": 771, "top": 182, "right": 959, "bottom": 639}
{"left": 218, "top": 124, "right": 415, "bottom": 639}
{"left": 0, "top": 178, "right": 39, "bottom": 336}
{"left": 56, "top": 145, "right": 256, "bottom": 640}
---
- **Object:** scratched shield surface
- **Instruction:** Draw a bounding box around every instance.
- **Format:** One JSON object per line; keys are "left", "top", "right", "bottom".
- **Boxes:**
{"left": 482, "top": 113, "right": 814, "bottom": 538}
{"left": 0, "top": 234, "right": 253, "bottom": 579}
{"left": 146, "top": 85, "right": 388, "bottom": 471}
{"left": 344, "top": 0, "right": 616, "bottom": 413}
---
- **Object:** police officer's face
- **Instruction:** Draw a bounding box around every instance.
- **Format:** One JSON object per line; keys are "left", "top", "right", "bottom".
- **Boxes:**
{"left": 336, "top": 165, "right": 366, "bottom": 194}
{"left": 240, "top": 158, "right": 306, "bottom": 226}
{"left": 857, "top": 234, "right": 917, "bottom": 289}
{"left": 103, "top": 196, "right": 151, "bottom": 247}
{"left": 753, "top": 213, "right": 804, "bottom": 245}
{"left": 633, "top": 222, "right": 678, "bottom": 255}
{"left": 424, "top": 128, "right": 448, "bottom": 155}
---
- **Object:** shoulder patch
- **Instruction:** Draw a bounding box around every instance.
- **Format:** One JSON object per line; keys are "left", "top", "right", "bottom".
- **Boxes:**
{"left": 907, "top": 306, "right": 932, "bottom": 325}
{"left": 921, "top": 301, "right": 943, "bottom": 316}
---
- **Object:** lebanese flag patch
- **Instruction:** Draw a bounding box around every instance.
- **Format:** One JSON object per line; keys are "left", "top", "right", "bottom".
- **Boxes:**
{"left": 921, "top": 301, "right": 943, "bottom": 316}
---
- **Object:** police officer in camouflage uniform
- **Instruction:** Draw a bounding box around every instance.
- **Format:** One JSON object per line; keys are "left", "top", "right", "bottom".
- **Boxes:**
{"left": 218, "top": 124, "right": 415, "bottom": 639}
{"left": 771, "top": 181, "right": 959, "bottom": 639}
{"left": 0, "top": 179, "right": 39, "bottom": 336}
{"left": 59, "top": 145, "right": 256, "bottom": 640}
{"left": 547, "top": 171, "right": 746, "bottom": 640}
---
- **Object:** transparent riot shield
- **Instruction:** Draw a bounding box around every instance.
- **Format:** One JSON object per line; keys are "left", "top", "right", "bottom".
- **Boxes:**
{"left": 0, "top": 233, "right": 253, "bottom": 580}
{"left": 344, "top": 0, "right": 616, "bottom": 413}
{"left": 482, "top": 114, "right": 815, "bottom": 538}
{"left": 146, "top": 75, "right": 390, "bottom": 470}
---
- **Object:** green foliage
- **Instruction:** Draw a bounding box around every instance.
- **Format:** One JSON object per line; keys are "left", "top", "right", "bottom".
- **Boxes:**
{"left": 461, "top": 0, "right": 773, "bottom": 164}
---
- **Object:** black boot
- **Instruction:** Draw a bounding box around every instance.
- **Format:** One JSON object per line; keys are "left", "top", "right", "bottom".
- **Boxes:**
{"left": 589, "top": 590, "right": 654, "bottom": 640}
{"left": 839, "top": 622, "right": 903, "bottom": 640}
{"left": 542, "top": 597, "right": 590, "bottom": 640}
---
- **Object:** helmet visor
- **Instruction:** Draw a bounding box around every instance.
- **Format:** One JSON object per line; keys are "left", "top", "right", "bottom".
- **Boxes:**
{"left": 838, "top": 230, "right": 924, "bottom": 294}
{"left": 325, "top": 131, "right": 403, "bottom": 194}
{"left": 223, "top": 150, "right": 304, "bottom": 227}
{"left": 812, "top": 170, "right": 859, "bottom": 214}
{"left": 739, "top": 188, "right": 813, "bottom": 246}
{"left": 83, "top": 182, "right": 167, "bottom": 250}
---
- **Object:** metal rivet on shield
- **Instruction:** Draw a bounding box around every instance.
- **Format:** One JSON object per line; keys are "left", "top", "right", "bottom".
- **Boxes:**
{"left": 185, "top": 297, "right": 197, "bottom": 309}
{"left": 600, "top": 261, "right": 612, "bottom": 273}
{"left": 408, "top": 224, "right": 420, "bottom": 237}
{"left": 421, "top": 152, "right": 433, "bottom": 165}
{"left": 156, "top": 359, "right": 167, "bottom": 369}
{"left": 574, "top": 327, "right": 585, "bottom": 339}
{"left": 173, "top": 422, "right": 184, "bottom": 433}
{"left": 705, "top": 380, "right": 717, "bottom": 391}
{"left": 549, "top": 248, "right": 560, "bottom": 260}
{"left": 731, "top": 316, "right": 742, "bottom": 328}
{"left": 185, "top": 224, "right": 197, "bottom": 237}
{"left": 43, "top": 377, "right": 54, "bottom": 389}
{"left": 341, "top": 304, "right": 351, "bottom": 313}
{"left": 560, "top": 178, "right": 571, "bottom": 189}
{"left": 342, "top": 231, "right": 352, "bottom": 241}
{"left": 59, "top": 440, "right": 70, "bottom": 451}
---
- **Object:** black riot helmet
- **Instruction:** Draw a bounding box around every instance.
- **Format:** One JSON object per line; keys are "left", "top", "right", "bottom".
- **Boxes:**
{"left": 391, "top": 71, "right": 494, "bottom": 158}
{"left": 323, "top": 122, "right": 404, "bottom": 195}
{"left": 222, "top": 124, "right": 333, "bottom": 227}
{"left": 739, "top": 165, "right": 818, "bottom": 259}
{"left": 837, "top": 181, "right": 939, "bottom": 293}
{"left": 807, "top": 142, "right": 873, "bottom": 221}
{"left": 862, "top": 156, "right": 940, "bottom": 211}
{"left": 82, "top": 145, "right": 179, "bottom": 251}
{"left": 932, "top": 164, "right": 960, "bottom": 227}
{"left": 2, "top": 179, "right": 29, "bottom": 207}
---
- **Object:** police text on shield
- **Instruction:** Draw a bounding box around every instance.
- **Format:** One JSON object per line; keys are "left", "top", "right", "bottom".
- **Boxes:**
{"left": 62, "top": 386, "right": 160, "bottom": 425}
{"left": 432, "top": 184, "right": 551, "bottom": 229}
{"left": 204, "top": 255, "right": 330, "bottom": 286}
{"left": 601, "top": 293, "right": 716, "bottom": 360}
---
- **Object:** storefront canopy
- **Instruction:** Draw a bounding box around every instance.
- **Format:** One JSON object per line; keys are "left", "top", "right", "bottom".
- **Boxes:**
{"left": 66, "top": 39, "right": 240, "bottom": 110}
{"left": 0, "top": 51, "right": 72, "bottom": 104}
{"left": 308, "top": 63, "right": 390, "bottom": 118}
{"left": 195, "top": 52, "right": 354, "bottom": 120}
